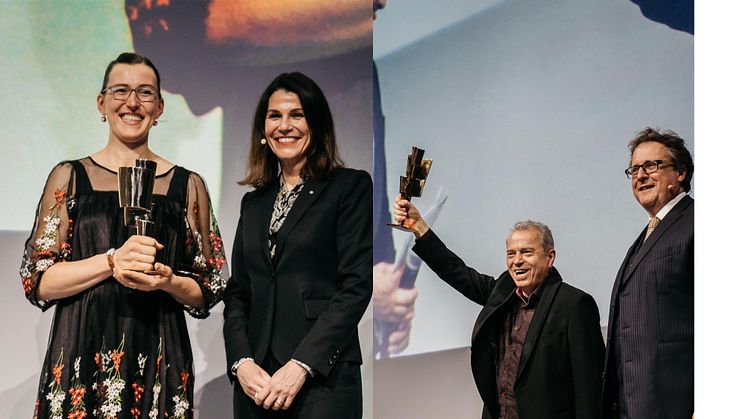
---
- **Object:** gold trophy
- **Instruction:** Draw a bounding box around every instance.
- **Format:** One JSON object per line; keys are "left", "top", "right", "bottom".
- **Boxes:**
{"left": 387, "top": 146, "right": 432, "bottom": 231}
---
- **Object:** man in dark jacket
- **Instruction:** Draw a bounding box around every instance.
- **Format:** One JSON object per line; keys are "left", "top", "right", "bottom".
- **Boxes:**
{"left": 394, "top": 200, "right": 604, "bottom": 419}
{"left": 603, "top": 128, "right": 694, "bottom": 418}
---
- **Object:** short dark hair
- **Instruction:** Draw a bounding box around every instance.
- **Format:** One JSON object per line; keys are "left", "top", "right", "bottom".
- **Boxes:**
{"left": 100, "top": 52, "right": 162, "bottom": 97}
{"left": 239, "top": 72, "right": 344, "bottom": 188}
{"left": 628, "top": 127, "right": 694, "bottom": 192}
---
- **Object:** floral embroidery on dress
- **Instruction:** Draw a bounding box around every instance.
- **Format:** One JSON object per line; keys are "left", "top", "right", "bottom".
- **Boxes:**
{"left": 67, "top": 357, "right": 87, "bottom": 419}
{"left": 184, "top": 195, "right": 227, "bottom": 318}
{"left": 46, "top": 349, "right": 66, "bottom": 419}
{"left": 148, "top": 339, "right": 164, "bottom": 419}
{"left": 93, "top": 336, "right": 126, "bottom": 419}
{"left": 171, "top": 371, "right": 191, "bottom": 419}
{"left": 130, "top": 353, "right": 147, "bottom": 418}
{"left": 21, "top": 187, "right": 72, "bottom": 308}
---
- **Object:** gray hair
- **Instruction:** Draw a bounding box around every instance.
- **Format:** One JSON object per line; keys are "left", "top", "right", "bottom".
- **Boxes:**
{"left": 507, "top": 220, "right": 555, "bottom": 252}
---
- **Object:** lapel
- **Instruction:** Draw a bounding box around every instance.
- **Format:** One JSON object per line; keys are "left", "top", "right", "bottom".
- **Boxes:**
{"left": 620, "top": 195, "right": 691, "bottom": 287}
{"left": 610, "top": 229, "right": 645, "bottom": 301}
{"left": 474, "top": 272, "right": 516, "bottom": 339}
{"left": 273, "top": 177, "right": 330, "bottom": 261}
{"left": 517, "top": 268, "right": 562, "bottom": 379}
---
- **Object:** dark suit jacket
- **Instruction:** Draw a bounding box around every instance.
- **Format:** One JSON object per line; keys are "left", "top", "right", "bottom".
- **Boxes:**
{"left": 603, "top": 195, "right": 694, "bottom": 419}
{"left": 413, "top": 230, "right": 604, "bottom": 419}
{"left": 223, "top": 168, "right": 373, "bottom": 380}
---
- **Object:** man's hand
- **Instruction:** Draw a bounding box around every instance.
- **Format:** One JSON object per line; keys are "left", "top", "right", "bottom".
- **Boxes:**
{"left": 236, "top": 360, "right": 271, "bottom": 404}
{"left": 257, "top": 361, "right": 308, "bottom": 410}
{"left": 373, "top": 262, "right": 418, "bottom": 355}
{"left": 393, "top": 196, "right": 430, "bottom": 238}
{"left": 388, "top": 319, "right": 413, "bottom": 355}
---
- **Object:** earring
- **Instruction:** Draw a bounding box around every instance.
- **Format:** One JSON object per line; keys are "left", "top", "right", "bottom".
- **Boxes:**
{"left": 153, "top": 120, "right": 158, "bottom": 126}
{"left": 260, "top": 138, "right": 267, "bottom": 145}
{"left": 101, "top": 115, "right": 107, "bottom": 122}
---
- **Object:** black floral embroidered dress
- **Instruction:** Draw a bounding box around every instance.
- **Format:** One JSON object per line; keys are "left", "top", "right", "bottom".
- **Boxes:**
{"left": 20, "top": 157, "right": 228, "bottom": 419}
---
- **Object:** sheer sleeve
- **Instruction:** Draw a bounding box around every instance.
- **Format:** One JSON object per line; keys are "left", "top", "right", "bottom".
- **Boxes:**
{"left": 20, "top": 162, "right": 74, "bottom": 310}
{"left": 181, "top": 172, "right": 229, "bottom": 318}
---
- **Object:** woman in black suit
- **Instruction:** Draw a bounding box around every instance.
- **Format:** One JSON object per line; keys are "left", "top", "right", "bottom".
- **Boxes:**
{"left": 223, "top": 72, "right": 372, "bottom": 419}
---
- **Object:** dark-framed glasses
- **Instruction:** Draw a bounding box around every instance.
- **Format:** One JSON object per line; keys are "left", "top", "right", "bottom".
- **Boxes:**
{"left": 101, "top": 85, "right": 159, "bottom": 102}
{"left": 624, "top": 160, "right": 674, "bottom": 179}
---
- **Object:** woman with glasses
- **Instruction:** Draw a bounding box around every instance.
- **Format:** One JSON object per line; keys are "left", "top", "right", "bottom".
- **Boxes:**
{"left": 20, "top": 52, "right": 228, "bottom": 418}
{"left": 223, "top": 72, "right": 372, "bottom": 418}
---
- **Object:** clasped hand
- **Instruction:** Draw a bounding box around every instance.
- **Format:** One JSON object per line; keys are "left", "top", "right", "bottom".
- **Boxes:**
{"left": 373, "top": 262, "right": 418, "bottom": 355}
{"left": 237, "top": 360, "right": 308, "bottom": 410}
{"left": 111, "top": 235, "right": 174, "bottom": 291}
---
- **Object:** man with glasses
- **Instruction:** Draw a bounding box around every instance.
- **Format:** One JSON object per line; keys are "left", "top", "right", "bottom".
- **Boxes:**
{"left": 603, "top": 128, "right": 694, "bottom": 419}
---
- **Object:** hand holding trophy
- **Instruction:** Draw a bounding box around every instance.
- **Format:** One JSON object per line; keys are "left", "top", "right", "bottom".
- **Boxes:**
{"left": 375, "top": 146, "right": 434, "bottom": 359}
{"left": 118, "top": 158, "right": 159, "bottom": 274}
{"left": 388, "top": 146, "right": 432, "bottom": 231}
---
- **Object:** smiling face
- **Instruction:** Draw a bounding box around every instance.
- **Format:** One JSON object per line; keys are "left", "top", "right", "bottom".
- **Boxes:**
{"left": 264, "top": 89, "right": 311, "bottom": 172}
{"left": 506, "top": 229, "right": 556, "bottom": 296}
{"left": 97, "top": 63, "right": 163, "bottom": 146}
{"left": 630, "top": 141, "right": 686, "bottom": 217}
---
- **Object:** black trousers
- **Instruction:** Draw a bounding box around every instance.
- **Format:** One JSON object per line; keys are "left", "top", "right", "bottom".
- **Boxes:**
{"left": 232, "top": 356, "right": 362, "bottom": 419}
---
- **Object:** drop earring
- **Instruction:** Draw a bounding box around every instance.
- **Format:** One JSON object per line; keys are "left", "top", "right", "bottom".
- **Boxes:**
{"left": 101, "top": 115, "right": 107, "bottom": 122}
{"left": 260, "top": 138, "right": 267, "bottom": 145}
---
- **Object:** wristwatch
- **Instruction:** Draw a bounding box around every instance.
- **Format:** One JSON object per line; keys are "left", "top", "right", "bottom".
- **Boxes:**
{"left": 106, "top": 248, "right": 116, "bottom": 271}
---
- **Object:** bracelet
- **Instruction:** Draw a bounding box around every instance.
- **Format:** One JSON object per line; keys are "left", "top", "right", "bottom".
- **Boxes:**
{"left": 231, "top": 357, "right": 254, "bottom": 376}
{"left": 291, "top": 358, "right": 315, "bottom": 377}
{"left": 106, "top": 248, "right": 116, "bottom": 271}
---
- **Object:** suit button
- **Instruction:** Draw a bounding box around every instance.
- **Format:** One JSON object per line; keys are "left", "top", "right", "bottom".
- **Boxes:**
{"left": 327, "top": 359, "right": 334, "bottom": 366}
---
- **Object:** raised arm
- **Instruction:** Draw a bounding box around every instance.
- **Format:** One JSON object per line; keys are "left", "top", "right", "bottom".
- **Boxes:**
{"left": 395, "top": 197, "right": 496, "bottom": 305}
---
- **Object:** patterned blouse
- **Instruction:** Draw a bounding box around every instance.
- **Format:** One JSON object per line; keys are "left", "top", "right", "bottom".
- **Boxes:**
{"left": 268, "top": 174, "right": 306, "bottom": 259}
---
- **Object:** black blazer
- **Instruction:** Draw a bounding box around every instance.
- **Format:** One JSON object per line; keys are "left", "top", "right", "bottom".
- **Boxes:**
{"left": 223, "top": 168, "right": 373, "bottom": 378}
{"left": 413, "top": 230, "right": 604, "bottom": 419}
{"left": 603, "top": 195, "right": 694, "bottom": 419}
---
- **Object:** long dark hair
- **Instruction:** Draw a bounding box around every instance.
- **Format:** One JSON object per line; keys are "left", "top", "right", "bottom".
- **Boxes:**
{"left": 239, "top": 72, "right": 344, "bottom": 188}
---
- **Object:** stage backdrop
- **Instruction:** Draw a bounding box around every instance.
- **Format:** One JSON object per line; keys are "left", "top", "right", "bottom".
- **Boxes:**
{"left": 373, "top": 0, "right": 693, "bottom": 357}
{"left": 0, "top": 1, "right": 373, "bottom": 418}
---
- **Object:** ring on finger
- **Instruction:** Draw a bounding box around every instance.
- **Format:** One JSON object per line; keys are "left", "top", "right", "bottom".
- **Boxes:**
{"left": 275, "top": 400, "right": 284, "bottom": 406}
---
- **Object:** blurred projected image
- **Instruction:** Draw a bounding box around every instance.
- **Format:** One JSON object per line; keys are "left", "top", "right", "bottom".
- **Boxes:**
{"left": 372, "top": 0, "right": 692, "bottom": 359}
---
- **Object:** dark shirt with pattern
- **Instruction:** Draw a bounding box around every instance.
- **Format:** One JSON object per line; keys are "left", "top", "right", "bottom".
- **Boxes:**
{"left": 496, "top": 285, "right": 543, "bottom": 419}
{"left": 268, "top": 175, "right": 305, "bottom": 259}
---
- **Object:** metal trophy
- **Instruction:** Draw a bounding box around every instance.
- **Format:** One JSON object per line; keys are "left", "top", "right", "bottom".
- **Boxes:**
{"left": 387, "top": 146, "right": 432, "bottom": 231}
{"left": 118, "top": 158, "right": 158, "bottom": 273}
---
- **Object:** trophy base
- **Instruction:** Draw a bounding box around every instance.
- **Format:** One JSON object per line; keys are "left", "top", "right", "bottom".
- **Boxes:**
{"left": 386, "top": 222, "right": 413, "bottom": 232}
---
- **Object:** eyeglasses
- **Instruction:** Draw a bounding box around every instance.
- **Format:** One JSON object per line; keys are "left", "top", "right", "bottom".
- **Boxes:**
{"left": 624, "top": 160, "right": 674, "bottom": 179}
{"left": 101, "top": 85, "right": 159, "bottom": 102}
